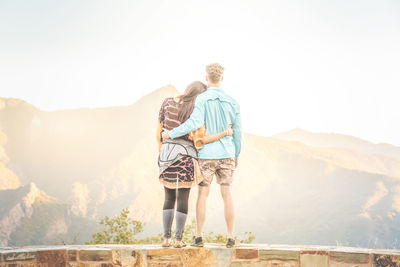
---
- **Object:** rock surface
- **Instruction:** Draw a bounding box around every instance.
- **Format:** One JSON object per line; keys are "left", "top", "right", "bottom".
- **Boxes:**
{"left": 1, "top": 244, "right": 400, "bottom": 267}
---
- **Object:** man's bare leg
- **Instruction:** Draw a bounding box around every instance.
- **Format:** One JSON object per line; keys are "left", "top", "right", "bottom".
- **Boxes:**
{"left": 196, "top": 185, "right": 210, "bottom": 237}
{"left": 220, "top": 184, "right": 235, "bottom": 239}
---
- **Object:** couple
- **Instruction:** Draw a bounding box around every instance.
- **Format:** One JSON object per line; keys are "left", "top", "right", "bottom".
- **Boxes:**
{"left": 157, "top": 63, "right": 242, "bottom": 248}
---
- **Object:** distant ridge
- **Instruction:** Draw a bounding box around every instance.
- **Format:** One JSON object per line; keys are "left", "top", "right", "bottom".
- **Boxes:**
{"left": 0, "top": 85, "right": 179, "bottom": 113}
{"left": 137, "top": 84, "right": 180, "bottom": 105}
{"left": 0, "top": 97, "right": 34, "bottom": 110}
{"left": 275, "top": 128, "right": 400, "bottom": 160}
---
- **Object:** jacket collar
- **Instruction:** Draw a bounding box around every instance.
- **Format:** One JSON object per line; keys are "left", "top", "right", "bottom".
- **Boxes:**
{"left": 207, "top": 87, "right": 222, "bottom": 91}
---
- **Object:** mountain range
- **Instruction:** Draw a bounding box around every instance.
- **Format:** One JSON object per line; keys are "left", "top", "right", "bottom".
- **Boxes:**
{"left": 1, "top": 87, "right": 400, "bottom": 249}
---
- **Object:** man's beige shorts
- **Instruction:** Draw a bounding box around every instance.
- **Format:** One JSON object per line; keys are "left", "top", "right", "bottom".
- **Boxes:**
{"left": 198, "top": 158, "right": 236, "bottom": 186}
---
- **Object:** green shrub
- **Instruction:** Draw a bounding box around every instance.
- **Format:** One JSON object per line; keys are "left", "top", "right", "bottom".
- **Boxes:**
{"left": 87, "top": 209, "right": 255, "bottom": 245}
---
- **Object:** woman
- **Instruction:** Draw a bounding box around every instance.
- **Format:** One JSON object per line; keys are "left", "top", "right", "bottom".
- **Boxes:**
{"left": 157, "top": 81, "right": 233, "bottom": 248}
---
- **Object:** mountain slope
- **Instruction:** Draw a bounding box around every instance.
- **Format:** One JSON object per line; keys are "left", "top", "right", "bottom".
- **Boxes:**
{"left": 0, "top": 183, "right": 96, "bottom": 246}
{"left": 232, "top": 134, "right": 400, "bottom": 248}
{"left": 0, "top": 129, "right": 20, "bottom": 190}
{"left": 2, "top": 86, "right": 400, "bottom": 248}
{"left": 0, "top": 85, "right": 178, "bottom": 206}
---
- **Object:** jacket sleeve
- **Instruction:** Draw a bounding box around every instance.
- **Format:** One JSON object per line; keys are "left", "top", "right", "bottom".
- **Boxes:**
{"left": 169, "top": 98, "right": 205, "bottom": 139}
{"left": 232, "top": 106, "right": 242, "bottom": 159}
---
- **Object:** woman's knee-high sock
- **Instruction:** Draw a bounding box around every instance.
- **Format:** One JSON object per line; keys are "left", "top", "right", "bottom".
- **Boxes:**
{"left": 163, "top": 209, "right": 174, "bottom": 239}
{"left": 175, "top": 211, "right": 187, "bottom": 241}
{"left": 163, "top": 187, "right": 176, "bottom": 239}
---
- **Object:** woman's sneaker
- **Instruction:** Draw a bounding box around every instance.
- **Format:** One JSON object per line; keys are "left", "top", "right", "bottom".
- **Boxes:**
{"left": 192, "top": 236, "right": 204, "bottom": 247}
{"left": 226, "top": 238, "right": 235, "bottom": 248}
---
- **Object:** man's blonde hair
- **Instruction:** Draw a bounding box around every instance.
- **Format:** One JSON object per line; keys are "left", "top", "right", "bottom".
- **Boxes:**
{"left": 206, "top": 63, "right": 224, "bottom": 83}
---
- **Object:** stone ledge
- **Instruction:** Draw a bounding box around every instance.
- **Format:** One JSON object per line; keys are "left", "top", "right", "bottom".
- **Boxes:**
{"left": 1, "top": 244, "right": 400, "bottom": 267}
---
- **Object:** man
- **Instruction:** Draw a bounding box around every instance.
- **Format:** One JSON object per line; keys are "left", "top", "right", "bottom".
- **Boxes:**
{"left": 162, "top": 63, "right": 242, "bottom": 248}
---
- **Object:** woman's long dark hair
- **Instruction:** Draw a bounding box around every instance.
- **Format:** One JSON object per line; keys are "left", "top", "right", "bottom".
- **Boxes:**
{"left": 177, "top": 81, "right": 207, "bottom": 122}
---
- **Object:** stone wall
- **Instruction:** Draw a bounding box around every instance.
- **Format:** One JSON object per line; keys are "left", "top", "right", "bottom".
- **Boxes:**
{"left": 1, "top": 244, "right": 400, "bottom": 267}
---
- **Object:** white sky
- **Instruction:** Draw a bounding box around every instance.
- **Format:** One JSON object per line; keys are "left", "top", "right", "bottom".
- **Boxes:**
{"left": 1, "top": 0, "right": 400, "bottom": 145}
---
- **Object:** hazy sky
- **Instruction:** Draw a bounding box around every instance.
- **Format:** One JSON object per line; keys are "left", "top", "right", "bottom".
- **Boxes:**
{"left": 1, "top": 0, "right": 400, "bottom": 145}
